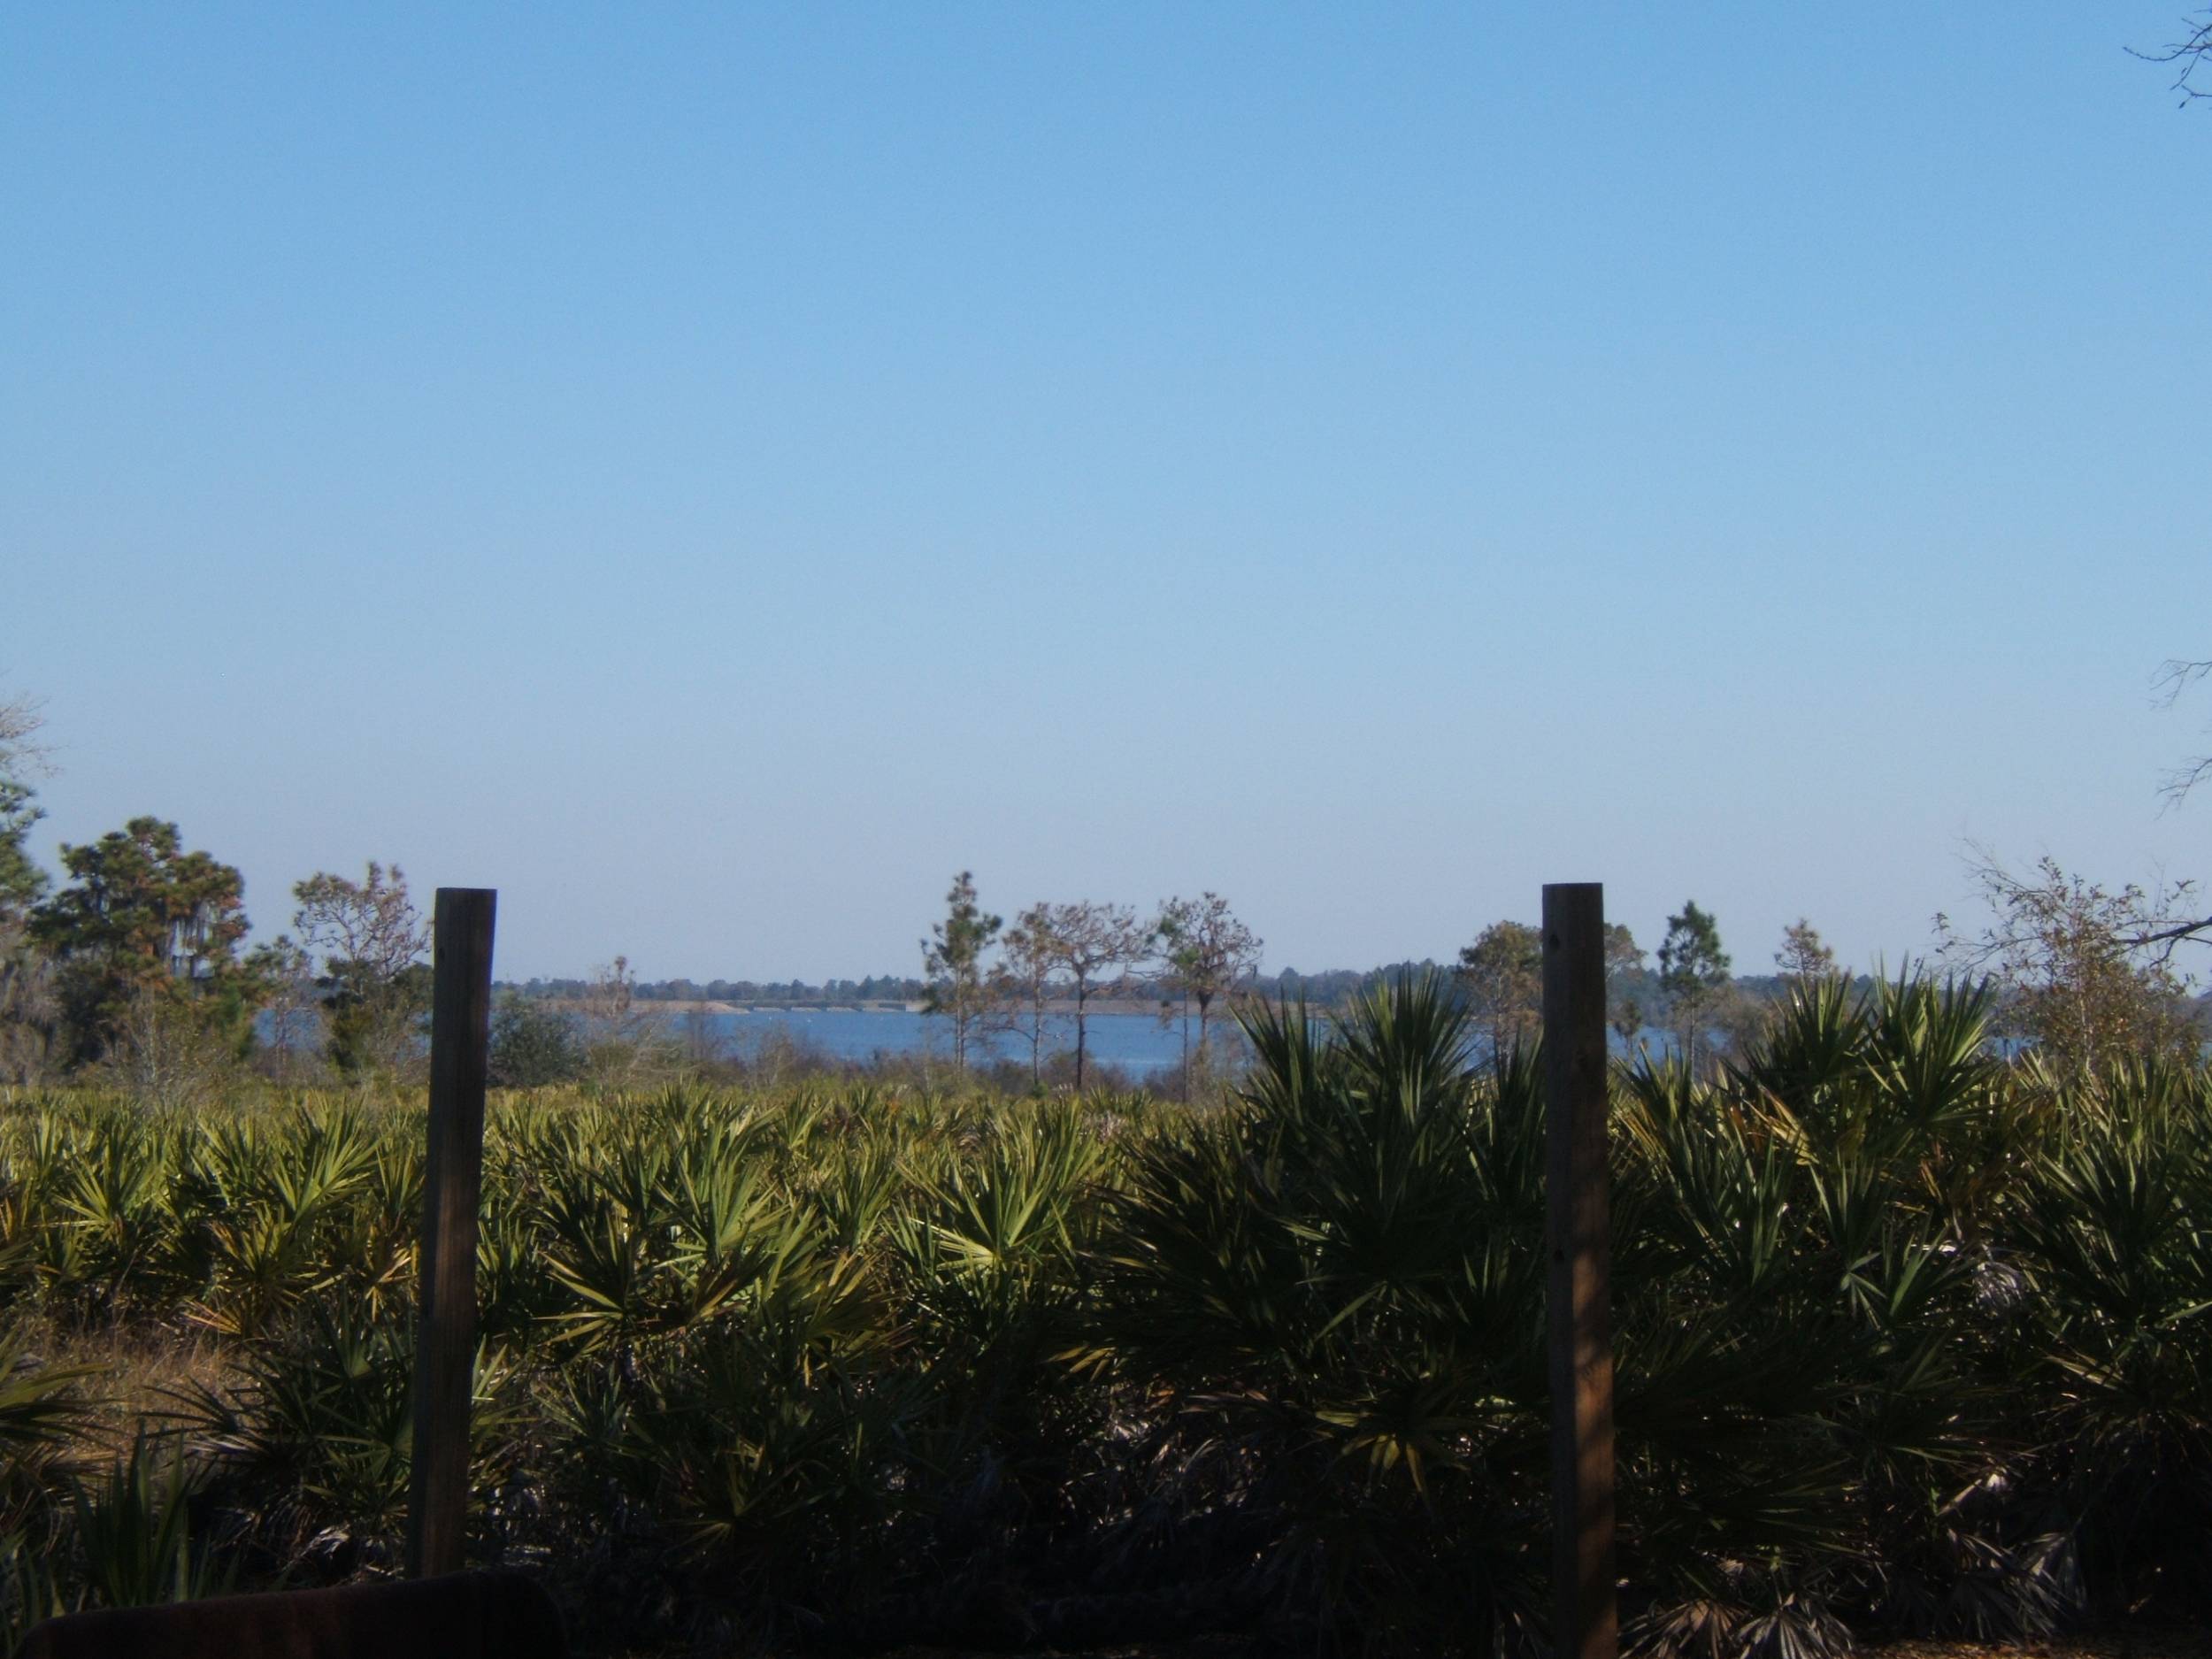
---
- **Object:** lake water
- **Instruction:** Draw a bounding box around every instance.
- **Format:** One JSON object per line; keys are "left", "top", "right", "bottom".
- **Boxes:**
{"left": 653, "top": 1010, "right": 1689, "bottom": 1076}
{"left": 668, "top": 1007, "right": 1202, "bottom": 1076}
{"left": 266, "top": 1002, "right": 1701, "bottom": 1079}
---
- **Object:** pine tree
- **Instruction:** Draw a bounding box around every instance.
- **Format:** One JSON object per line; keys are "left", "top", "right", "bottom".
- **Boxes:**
{"left": 921, "top": 872, "right": 1002, "bottom": 1071}
{"left": 1455, "top": 920, "right": 1542, "bottom": 1061}
{"left": 1156, "top": 892, "right": 1263, "bottom": 1086}
{"left": 1657, "top": 900, "right": 1731, "bottom": 1071}
{"left": 1774, "top": 918, "right": 1838, "bottom": 981}
{"left": 30, "top": 817, "right": 259, "bottom": 1065}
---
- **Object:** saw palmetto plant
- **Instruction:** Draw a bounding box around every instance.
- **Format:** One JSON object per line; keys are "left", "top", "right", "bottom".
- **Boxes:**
{"left": 0, "top": 984, "right": 2200, "bottom": 1656}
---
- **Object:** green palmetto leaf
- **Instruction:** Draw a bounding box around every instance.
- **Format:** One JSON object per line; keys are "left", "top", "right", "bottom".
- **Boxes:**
{"left": 65, "top": 1432, "right": 230, "bottom": 1611}
{"left": 0, "top": 1326, "right": 100, "bottom": 1464}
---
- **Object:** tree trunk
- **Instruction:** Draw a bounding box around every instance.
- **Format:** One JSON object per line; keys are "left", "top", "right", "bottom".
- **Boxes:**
{"left": 1179, "top": 995, "right": 1190, "bottom": 1097}
{"left": 1029, "top": 989, "right": 1043, "bottom": 1086}
{"left": 1073, "top": 976, "right": 1087, "bottom": 1091}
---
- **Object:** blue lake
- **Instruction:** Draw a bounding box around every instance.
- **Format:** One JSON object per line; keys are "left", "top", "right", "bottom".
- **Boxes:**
{"left": 667, "top": 1007, "right": 1205, "bottom": 1076}
{"left": 654, "top": 1009, "right": 1691, "bottom": 1075}
{"left": 265, "top": 1002, "right": 1709, "bottom": 1079}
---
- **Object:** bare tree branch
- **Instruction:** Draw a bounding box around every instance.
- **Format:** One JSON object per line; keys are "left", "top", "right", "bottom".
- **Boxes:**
{"left": 2154, "top": 658, "right": 2212, "bottom": 703}
{"left": 2130, "top": 10, "right": 2212, "bottom": 103}
{"left": 2119, "top": 910, "right": 2212, "bottom": 957}
{"left": 0, "top": 691, "right": 53, "bottom": 782}
{"left": 2155, "top": 657, "right": 2212, "bottom": 803}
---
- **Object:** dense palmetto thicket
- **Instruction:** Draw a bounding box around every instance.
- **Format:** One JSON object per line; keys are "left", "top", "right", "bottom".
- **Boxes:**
{"left": 0, "top": 972, "right": 2203, "bottom": 1656}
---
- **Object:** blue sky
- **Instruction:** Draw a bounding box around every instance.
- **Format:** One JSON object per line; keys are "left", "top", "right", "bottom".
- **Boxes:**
{"left": 5, "top": 4, "right": 2208, "bottom": 981}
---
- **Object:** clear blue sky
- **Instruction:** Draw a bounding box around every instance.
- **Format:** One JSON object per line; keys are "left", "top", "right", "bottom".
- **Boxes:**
{"left": 5, "top": 4, "right": 2207, "bottom": 982}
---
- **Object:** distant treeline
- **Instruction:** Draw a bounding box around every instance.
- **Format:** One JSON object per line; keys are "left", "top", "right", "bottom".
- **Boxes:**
{"left": 499, "top": 960, "right": 1816, "bottom": 1010}
{"left": 500, "top": 966, "right": 1473, "bottom": 1009}
{"left": 503, "top": 974, "right": 926, "bottom": 1005}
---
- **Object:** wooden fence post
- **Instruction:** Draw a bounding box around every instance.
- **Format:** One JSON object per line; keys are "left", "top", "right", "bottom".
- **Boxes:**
{"left": 407, "top": 887, "right": 496, "bottom": 1579}
{"left": 1543, "top": 882, "right": 1617, "bottom": 1659}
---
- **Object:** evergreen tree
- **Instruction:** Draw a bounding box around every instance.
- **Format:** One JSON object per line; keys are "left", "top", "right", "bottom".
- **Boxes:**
{"left": 30, "top": 817, "right": 260, "bottom": 1065}
{"left": 1604, "top": 922, "right": 1647, "bottom": 1046}
{"left": 1156, "top": 892, "right": 1263, "bottom": 1083}
{"left": 921, "top": 871, "right": 1002, "bottom": 1071}
{"left": 488, "top": 994, "right": 586, "bottom": 1087}
{"left": 1455, "top": 919, "right": 1542, "bottom": 1060}
{"left": 1774, "top": 918, "right": 1839, "bottom": 981}
{"left": 0, "top": 693, "right": 50, "bottom": 926}
{"left": 1657, "top": 900, "right": 1731, "bottom": 1071}
{"left": 0, "top": 777, "right": 43, "bottom": 927}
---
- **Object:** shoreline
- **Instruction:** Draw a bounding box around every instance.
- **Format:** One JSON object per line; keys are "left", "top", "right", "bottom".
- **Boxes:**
{"left": 544, "top": 997, "right": 1197, "bottom": 1018}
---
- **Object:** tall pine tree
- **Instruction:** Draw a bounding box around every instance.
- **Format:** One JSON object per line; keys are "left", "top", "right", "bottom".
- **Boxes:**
{"left": 1657, "top": 899, "right": 1731, "bottom": 1071}
{"left": 921, "top": 871, "right": 1002, "bottom": 1071}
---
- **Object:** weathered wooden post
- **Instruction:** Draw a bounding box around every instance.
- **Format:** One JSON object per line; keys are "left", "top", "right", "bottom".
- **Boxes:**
{"left": 1543, "top": 882, "right": 1617, "bottom": 1659}
{"left": 408, "top": 887, "right": 496, "bottom": 1579}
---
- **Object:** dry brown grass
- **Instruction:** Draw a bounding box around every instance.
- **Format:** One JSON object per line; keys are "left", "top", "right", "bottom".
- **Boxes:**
{"left": 1873, "top": 1637, "right": 2212, "bottom": 1659}
{"left": 34, "top": 1317, "right": 227, "bottom": 1455}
